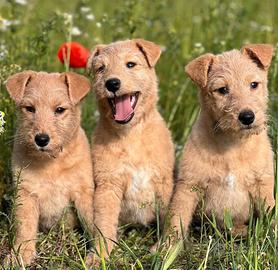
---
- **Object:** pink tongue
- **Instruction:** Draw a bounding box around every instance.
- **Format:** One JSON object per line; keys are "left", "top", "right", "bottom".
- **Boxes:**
{"left": 114, "top": 95, "right": 134, "bottom": 121}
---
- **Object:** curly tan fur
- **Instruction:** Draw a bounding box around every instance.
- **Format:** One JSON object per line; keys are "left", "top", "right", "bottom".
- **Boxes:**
{"left": 170, "top": 44, "right": 274, "bottom": 238}
{"left": 5, "top": 71, "right": 94, "bottom": 266}
{"left": 86, "top": 39, "right": 174, "bottom": 263}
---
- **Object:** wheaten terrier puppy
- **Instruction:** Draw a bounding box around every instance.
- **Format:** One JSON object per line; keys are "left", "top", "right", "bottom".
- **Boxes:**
{"left": 170, "top": 44, "right": 274, "bottom": 238}
{"left": 86, "top": 39, "right": 174, "bottom": 263}
{"left": 5, "top": 71, "right": 94, "bottom": 265}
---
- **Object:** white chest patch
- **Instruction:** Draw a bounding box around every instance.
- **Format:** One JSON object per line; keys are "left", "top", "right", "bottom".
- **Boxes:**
{"left": 224, "top": 172, "right": 236, "bottom": 188}
{"left": 130, "top": 169, "right": 150, "bottom": 193}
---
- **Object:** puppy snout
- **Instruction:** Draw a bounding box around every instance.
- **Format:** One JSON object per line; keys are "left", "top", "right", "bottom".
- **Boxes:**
{"left": 35, "top": 133, "right": 50, "bottom": 147}
{"left": 105, "top": 78, "right": 121, "bottom": 93}
{"left": 238, "top": 110, "right": 255, "bottom": 125}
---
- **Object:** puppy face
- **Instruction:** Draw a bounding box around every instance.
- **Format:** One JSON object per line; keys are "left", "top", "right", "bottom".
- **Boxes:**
{"left": 186, "top": 44, "right": 273, "bottom": 136}
{"left": 6, "top": 71, "right": 90, "bottom": 158}
{"left": 87, "top": 39, "right": 161, "bottom": 127}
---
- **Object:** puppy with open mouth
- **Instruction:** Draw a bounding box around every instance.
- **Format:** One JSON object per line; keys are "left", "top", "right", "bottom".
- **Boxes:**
{"left": 86, "top": 39, "right": 174, "bottom": 264}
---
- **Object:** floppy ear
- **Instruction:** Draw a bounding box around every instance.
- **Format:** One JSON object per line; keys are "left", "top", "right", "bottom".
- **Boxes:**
{"left": 241, "top": 44, "right": 273, "bottom": 70}
{"left": 134, "top": 39, "right": 161, "bottom": 67}
{"left": 5, "top": 71, "right": 35, "bottom": 104}
{"left": 86, "top": 44, "right": 106, "bottom": 75}
{"left": 61, "top": 72, "right": 91, "bottom": 105}
{"left": 185, "top": 53, "right": 214, "bottom": 88}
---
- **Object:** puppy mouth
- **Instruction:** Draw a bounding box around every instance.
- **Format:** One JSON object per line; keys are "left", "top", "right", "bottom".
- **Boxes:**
{"left": 108, "top": 92, "right": 139, "bottom": 124}
{"left": 241, "top": 125, "right": 253, "bottom": 130}
{"left": 36, "top": 145, "right": 63, "bottom": 158}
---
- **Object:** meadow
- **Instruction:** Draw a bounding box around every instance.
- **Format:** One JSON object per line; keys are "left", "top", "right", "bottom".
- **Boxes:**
{"left": 0, "top": 0, "right": 278, "bottom": 269}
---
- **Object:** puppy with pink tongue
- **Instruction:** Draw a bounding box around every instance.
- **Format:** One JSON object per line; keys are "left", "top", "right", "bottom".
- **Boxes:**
{"left": 113, "top": 93, "right": 137, "bottom": 123}
{"left": 86, "top": 39, "right": 174, "bottom": 264}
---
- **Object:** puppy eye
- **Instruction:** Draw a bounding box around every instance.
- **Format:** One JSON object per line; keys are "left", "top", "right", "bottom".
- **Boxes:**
{"left": 217, "top": 87, "right": 229, "bottom": 95}
{"left": 96, "top": 65, "right": 105, "bottom": 73}
{"left": 25, "top": 106, "right": 35, "bottom": 113}
{"left": 250, "top": 82, "right": 259, "bottom": 89}
{"left": 55, "top": 107, "right": 66, "bottom": 114}
{"left": 126, "top": 62, "right": 136, "bottom": 68}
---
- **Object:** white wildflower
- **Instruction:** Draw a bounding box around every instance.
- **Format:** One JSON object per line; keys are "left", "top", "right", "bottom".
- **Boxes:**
{"left": 194, "top": 42, "right": 202, "bottom": 48}
{"left": 0, "top": 44, "right": 8, "bottom": 60}
{"left": 0, "top": 19, "right": 20, "bottom": 31}
{"left": 0, "top": 111, "right": 5, "bottom": 135}
{"left": 15, "top": 0, "right": 27, "bottom": 5}
{"left": 71, "top": 26, "right": 81, "bottom": 36}
{"left": 96, "top": 22, "right": 102, "bottom": 28}
{"left": 261, "top": 25, "right": 272, "bottom": 32}
{"left": 80, "top": 6, "right": 91, "bottom": 13}
{"left": 86, "top": 14, "right": 95, "bottom": 21}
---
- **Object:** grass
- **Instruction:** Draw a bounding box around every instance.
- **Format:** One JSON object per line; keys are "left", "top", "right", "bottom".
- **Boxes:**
{"left": 0, "top": 0, "right": 278, "bottom": 269}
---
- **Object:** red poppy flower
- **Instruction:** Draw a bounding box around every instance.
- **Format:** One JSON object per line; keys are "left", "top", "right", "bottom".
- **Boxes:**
{"left": 57, "top": 42, "right": 90, "bottom": 68}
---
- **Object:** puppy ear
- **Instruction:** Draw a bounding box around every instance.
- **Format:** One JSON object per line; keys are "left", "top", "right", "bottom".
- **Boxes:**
{"left": 134, "top": 39, "right": 161, "bottom": 67}
{"left": 5, "top": 70, "right": 35, "bottom": 104}
{"left": 61, "top": 72, "right": 91, "bottom": 105}
{"left": 185, "top": 53, "right": 214, "bottom": 88}
{"left": 241, "top": 44, "right": 273, "bottom": 70}
{"left": 86, "top": 44, "right": 106, "bottom": 75}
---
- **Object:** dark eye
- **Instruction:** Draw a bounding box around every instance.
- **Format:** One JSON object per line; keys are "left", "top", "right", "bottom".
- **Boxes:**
{"left": 217, "top": 87, "right": 229, "bottom": 95}
{"left": 25, "top": 106, "right": 35, "bottom": 113}
{"left": 126, "top": 62, "right": 136, "bottom": 68}
{"left": 96, "top": 65, "right": 105, "bottom": 73}
{"left": 250, "top": 82, "right": 259, "bottom": 89}
{"left": 55, "top": 107, "right": 66, "bottom": 114}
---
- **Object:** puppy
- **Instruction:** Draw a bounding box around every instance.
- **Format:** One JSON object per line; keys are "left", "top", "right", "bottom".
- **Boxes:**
{"left": 5, "top": 71, "right": 94, "bottom": 265}
{"left": 170, "top": 44, "right": 274, "bottom": 238}
{"left": 86, "top": 39, "right": 175, "bottom": 261}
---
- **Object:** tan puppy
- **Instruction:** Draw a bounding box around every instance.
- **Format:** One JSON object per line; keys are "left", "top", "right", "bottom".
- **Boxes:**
{"left": 170, "top": 44, "right": 274, "bottom": 238}
{"left": 86, "top": 39, "right": 174, "bottom": 261}
{"left": 5, "top": 71, "right": 94, "bottom": 265}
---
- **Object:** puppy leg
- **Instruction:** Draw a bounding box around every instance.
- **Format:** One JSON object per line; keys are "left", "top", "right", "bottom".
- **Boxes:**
{"left": 258, "top": 175, "right": 275, "bottom": 210}
{"left": 12, "top": 189, "right": 39, "bottom": 266}
{"left": 86, "top": 184, "right": 123, "bottom": 266}
{"left": 170, "top": 182, "right": 199, "bottom": 239}
{"left": 151, "top": 180, "right": 173, "bottom": 252}
{"left": 73, "top": 186, "right": 94, "bottom": 235}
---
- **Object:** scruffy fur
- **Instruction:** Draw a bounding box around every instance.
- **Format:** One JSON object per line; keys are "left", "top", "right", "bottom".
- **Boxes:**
{"left": 170, "top": 44, "right": 274, "bottom": 238}
{"left": 4, "top": 71, "right": 94, "bottom": 266}
{"left": 86, "top": 39, "right": 174, "bottom": 263}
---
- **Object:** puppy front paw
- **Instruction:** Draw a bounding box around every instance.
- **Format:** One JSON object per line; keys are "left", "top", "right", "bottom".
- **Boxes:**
{"left": 5, "top": 245, "right": 37, "bottom": 267}
{"left": 231, "top": 224, "right": 248, "bottom": 237}
{"left": 85, "top": 252, "right": 101, "bottom": 269}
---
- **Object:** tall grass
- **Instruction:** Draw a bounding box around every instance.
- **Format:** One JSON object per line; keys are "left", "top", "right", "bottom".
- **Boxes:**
{"left": 0, "top": 0, "right": 278, "bottom": 269}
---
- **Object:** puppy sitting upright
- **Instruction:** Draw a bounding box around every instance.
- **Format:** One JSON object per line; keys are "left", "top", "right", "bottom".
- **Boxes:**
{"left": 87, "top": 39, "right": 174, "bottom": 260}
{"left": 170, "top": 44, "right": 274, "bottom": 238}
{"left": 5, "top": 71, "right": 94, "bottom": 265}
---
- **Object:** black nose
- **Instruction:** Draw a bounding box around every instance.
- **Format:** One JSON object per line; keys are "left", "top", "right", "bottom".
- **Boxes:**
{"left": 238, "top": 110, "right": 255, "bottom": 125}
{"left": 105, "top": 78, "right": 121, "bottom": 93}
{"left": 35, "top": 133, "right": 50, "bottom": 147}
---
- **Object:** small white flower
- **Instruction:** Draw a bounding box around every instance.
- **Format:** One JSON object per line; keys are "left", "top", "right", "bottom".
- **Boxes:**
{"left": 0, "top": 19, "right": 20, "bottom": 31}
{"left": 86, "top": 14, "right": 95, "bottom": 21}
{"left": 160, "top": 45, "right": 166, "bottom": 52}
{"left": 0, "top": 111, "right": 5, "bottom": 135}
{"left": 94, "top": 110, "right": 100, "bottom": 118}
{"left": 15, "top": 0, "right": 27, "bottom": 5}
{"left": 261, "top": 25, "right": 272, "bottom": 32}
{"left": 96, "top": 22, "right": 102, "bottom": 28}
{"left": 71, "top": 26, "right": 81, "bottom": 36}
{"left": 194, "top": 42, "right": 202, "bottom": 48}
{"left": 80, "top": 6, "right": 91, "bottom": 13}
{"left": 0, "top": 46, "right": 8, "bottom": 59}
